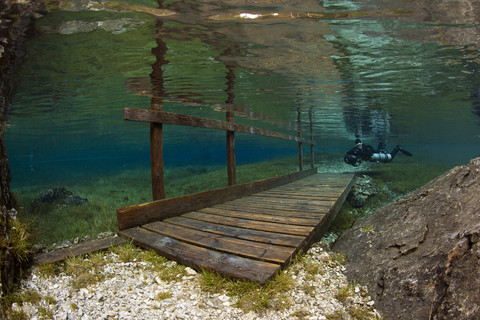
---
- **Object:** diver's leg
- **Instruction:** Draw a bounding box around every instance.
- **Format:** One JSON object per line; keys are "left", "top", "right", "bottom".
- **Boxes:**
{"left": 390, "top": 145, "right": 413, "bottom": 159}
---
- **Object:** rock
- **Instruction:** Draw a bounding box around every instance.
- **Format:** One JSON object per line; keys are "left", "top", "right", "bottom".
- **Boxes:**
{"left": 63, "top": 195, "right": 88, "bottom": 206}
{"left": 32, "top": 186, "right": 87, "bottom": 207}
{"left": 347, "top": 174, "right": 378, "bottom": 207}
{"left": 333, "top": 157, "right": 480, "bottom": 320}
{"left": 33, "top": 186, "right": 73, "bottom": 204}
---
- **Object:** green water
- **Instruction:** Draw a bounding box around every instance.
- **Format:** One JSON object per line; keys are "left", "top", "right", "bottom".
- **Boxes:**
{"left": 5, "top": 0, "right": 480, "bottom": 244}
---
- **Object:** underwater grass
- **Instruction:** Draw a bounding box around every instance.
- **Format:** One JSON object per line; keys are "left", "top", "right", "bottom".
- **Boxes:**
{"left": 13, "top": 156, "right": 298, "bottom": 245}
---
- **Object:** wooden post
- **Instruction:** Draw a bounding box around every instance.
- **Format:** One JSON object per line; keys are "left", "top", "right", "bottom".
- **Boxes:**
{"left": 309, "top": 108, "right": 314, "bottom": 169}
{"left": 150, "top": 98, "right": 165, "bottom": 200}
{"left": 225, "top": 65, "right": 236, "bottom": 185}
{"left": 297, "top": 107, "right": 303, "bottom": 171}
{"left": 149, "top": 21, "right": 168, "bottom": 200}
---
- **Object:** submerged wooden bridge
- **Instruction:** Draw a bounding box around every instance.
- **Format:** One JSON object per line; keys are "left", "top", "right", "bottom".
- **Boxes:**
{"left": 117, "top": 168, "right": 354, "bottom": 283}
{"left": 116, "top": 62, "right": 354, "bottom": 283}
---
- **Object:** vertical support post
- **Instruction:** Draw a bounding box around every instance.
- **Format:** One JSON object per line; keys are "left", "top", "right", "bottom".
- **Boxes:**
{"left": 225, "top": 65, "right": 236, "bottom": 185}
{"left": 149, "top": 19, "right": 168, "bottom": 200}
{"left": 297, "top": 107, "right": 303, "bottom": 171}
{"left": 309, "top": 107, "right": 314, "bottom": 169}
{"left": 150, "top": 98, "right": 165, "bottom": 200}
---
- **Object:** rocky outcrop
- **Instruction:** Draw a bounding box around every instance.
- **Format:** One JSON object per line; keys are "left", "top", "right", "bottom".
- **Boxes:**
{"left": 333, "top": 158, "right": 480, "bottom": 319}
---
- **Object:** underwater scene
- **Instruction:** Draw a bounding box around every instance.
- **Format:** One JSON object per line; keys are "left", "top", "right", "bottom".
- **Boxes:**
{"left": 5, "top": 0, "right": 480, "bottom": 245}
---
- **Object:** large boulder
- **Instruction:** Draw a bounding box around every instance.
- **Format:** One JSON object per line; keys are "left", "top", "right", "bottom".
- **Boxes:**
{"left": 333, "top": 158, "right": 480, "bottom": 320}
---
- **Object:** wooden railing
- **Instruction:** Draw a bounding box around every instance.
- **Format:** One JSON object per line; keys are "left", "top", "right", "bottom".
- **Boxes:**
{"left": 124, "top": 106, "right": 316, "bottom": 200}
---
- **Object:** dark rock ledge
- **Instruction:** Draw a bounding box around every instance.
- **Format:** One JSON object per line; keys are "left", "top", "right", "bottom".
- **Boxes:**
{"left": 334, "top": 157, "right": 480, "bottom": 320}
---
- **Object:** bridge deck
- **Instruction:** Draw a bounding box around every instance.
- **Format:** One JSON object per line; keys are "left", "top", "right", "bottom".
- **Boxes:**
{"left": 119, "top": 172, "right": 354, "bottom": 284}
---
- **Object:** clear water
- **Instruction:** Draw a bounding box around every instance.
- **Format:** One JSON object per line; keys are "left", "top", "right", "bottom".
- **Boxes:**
{"left": 5, "top": 0, "right": 480, "bottom": 241}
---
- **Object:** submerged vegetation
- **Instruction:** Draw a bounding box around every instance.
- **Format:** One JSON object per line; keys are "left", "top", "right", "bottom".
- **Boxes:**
{"left": 14, "top": 156, "right": 299, "bottom": 246}
{"left": 11, "top": 152, "right": 450, "bottom": 247}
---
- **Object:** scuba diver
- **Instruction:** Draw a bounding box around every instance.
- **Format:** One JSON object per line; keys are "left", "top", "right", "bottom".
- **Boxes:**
{"left": 344, "top": 139, "right": 413, "bottom": 166}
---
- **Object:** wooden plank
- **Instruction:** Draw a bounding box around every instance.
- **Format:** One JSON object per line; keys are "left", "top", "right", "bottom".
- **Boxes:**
{"left": 198, "top": 207, "right": 319, "bottom": 226}
{"left": 120, "top": 227, "right": 280, "bottom": 284}
{"left": 224, "top": 199, "right": 334, "bottom": 213}
{"left": 238, "top": 194, "right": 338, "bottom": 206}
{"left": 165, "top": 216, "right": 304, "bottom": 247}
{"left": 124, "top": 108, "right": 316, "bottom": 145}
{"left": 143, "top": 221, "right": 293, "bottom": 263}
{"left": 297, "top": 107, "right": 303, "bottom": 171}
{"left": 182, "top": 211, "right": 314, "bottom": 236}
{"left": 36, "top": 237, "right": 126, "bottom": 265}
{"left": 117, "top": 168, "right": 317, "bottom": 230}
{"left": 213, "top": 203, "right": 326, "bottom": 219}
{"left": 226, "top": 118, "right": 236, "bottom": 186}
{"left": 298, "top": 173, "right": 355, "bottom": 251}
{"left": 251, "top": 192, "right": 339, "bottom": 201}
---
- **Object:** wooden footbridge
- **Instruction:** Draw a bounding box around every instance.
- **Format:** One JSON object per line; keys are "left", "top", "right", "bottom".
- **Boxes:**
{"left": 116, "top": 91, "right": 354, "bottom": 283}
{"left": 117, "top": 170, "right": 354, "bottom": 283}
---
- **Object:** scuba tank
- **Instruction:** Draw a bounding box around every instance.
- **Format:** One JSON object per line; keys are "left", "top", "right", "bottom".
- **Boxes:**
{"left": 370, "top": 153, "right": 392, "bottom": 163}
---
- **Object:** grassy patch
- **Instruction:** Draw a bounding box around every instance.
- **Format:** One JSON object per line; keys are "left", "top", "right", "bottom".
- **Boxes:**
{"left": 335, "top": 284, "right": 355, "bottom": 303}
{"left": 110, "top": 242, "right": 187, "bottom": 281}
{"left": 14, "top": 157, "right": 298, "bottom": 245}
{"left": 62, "top": 252, "right": 112, "bottom": 290}
{"left": 199, "top": 269, "right": 294, "bottom": 313}
{"left": 156, "top": 291, "right": 173, "bottom": 301}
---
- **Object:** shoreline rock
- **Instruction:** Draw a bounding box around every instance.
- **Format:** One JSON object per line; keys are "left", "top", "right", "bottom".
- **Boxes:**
{"left": 334, "top": 157, "right": 480, "bottom": 320}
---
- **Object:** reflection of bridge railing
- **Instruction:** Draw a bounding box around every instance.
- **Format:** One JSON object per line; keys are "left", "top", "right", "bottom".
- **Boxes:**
{"left": 124, "top": 105, "right": 316, "bottom": 200}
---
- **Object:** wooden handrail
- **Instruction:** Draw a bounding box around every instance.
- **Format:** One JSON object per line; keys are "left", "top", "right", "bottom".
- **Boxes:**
{"left": 124, "top": 108, "right": 316, "bottom": 145}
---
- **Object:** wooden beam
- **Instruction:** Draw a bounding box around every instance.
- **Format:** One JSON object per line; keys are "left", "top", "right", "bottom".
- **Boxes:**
{"left": 226, "top": 111, "right": 236, "bottom": 186}
{"left": 309, "top": 108, "right": 314, "bottom": 169}
{"left": 117, "top": 168, "right": 317, "bottom": 230}
{"left": 36, "top": 237, "right": 126, "bottom": 265}
{"left": 297, "top": 108, "right": 303, "bottom": 171}
{"left": 150, "top": 98, "right": 165, "bottom": 200}
{"left": 124, "top": 108, "right": 316, "bottom": 145}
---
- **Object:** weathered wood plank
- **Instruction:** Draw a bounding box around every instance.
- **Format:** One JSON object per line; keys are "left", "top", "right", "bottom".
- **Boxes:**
{"left": 213, "top": 203, "right": 326, "bottom": 219}
{"left": 236, "top": 195, "right": 338, "bottom": 206}
{"left": 117, "top": 168, "right": 317, "bottom": 230}
{"left": 119, "top": 227, "right": 280, "bottom": 284}
{"left": 223, "top": 199, "right": 334, "bottom": 213}
{"left": 165, "top": 216, "right": 304, "bottom": 247}
{"left": 143, "top": 221, "right": 293, "bottom": 263}
{"left": 124, "top": 108, "right": 316, "bottom": 145}
{"left": 36, "top": 237, "right": 126, "bottom": 265}
{"left": 183, "top": 211, "right": 314, "bottom": 236}
{"left": 199, "top": 207, "right": 319, "bottom": 226}
{"left": 296, "top": 173, "right": 355, "bottom": 253}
